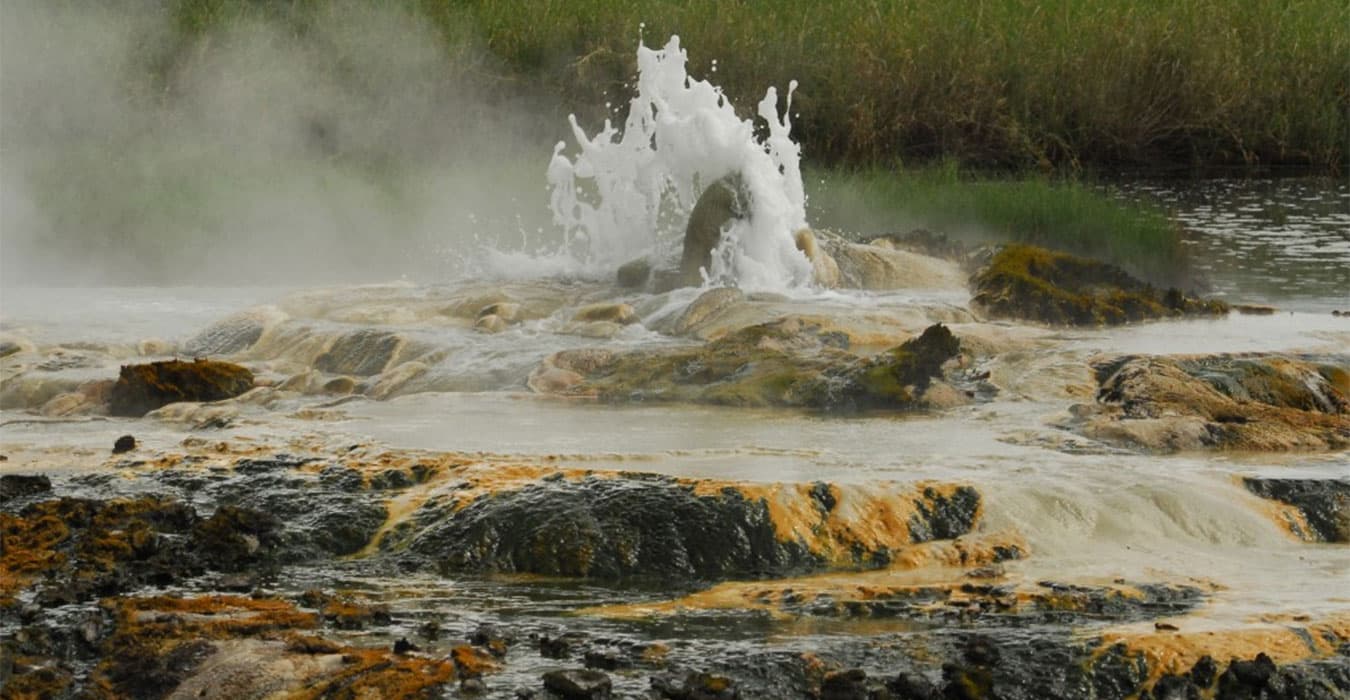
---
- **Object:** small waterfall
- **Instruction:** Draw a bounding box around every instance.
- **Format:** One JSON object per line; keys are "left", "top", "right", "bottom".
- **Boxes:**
{"left": 546, "top": 35, "right": 812, "bottom": 290}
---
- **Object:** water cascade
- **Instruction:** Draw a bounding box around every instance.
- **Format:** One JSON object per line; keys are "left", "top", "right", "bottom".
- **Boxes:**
{"left": 547, "top": 35, "right": 813, "bottom": 290}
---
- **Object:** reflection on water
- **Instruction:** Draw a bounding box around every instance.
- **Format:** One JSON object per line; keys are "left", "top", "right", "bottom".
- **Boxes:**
{"left": 1117, "top": 179, "right": 1350, "bottom": 312}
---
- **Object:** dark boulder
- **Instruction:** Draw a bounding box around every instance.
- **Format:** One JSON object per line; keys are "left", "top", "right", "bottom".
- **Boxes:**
{"left": 0, "top": 474, "right": 51, "bottom": 504}
{"left": 109, "top": 359, "right": 254, "bottom": 417}
{"left": 542, "top": 668, "right": 612, "bottom": 699}
{"left": 410, "top": 475, "right": 817, "bottom": 580}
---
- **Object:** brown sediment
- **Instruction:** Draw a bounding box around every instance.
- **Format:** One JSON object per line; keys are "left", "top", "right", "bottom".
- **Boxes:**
{"left": 1094, "top": 613, "right": 1350, "bottom": 687}
{"left": 450, "top": 644, "right": 500, "bottom": 677}
{"left": 285, "top": 648, "right": 456, "bottom": 700}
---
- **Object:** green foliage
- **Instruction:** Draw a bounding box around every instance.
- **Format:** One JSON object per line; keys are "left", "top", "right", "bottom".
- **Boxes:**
{"left": 425, "top": 0, "right": 1347, "bottom": 173}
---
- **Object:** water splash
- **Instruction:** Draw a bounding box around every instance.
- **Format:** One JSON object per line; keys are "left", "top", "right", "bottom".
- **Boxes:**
{"left": 547, "top": 35, "right": 812, "bottom": 290}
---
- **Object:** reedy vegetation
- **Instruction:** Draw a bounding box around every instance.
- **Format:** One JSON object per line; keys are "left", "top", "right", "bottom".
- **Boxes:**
{"left": 451, "top": 0, "right": 1349, "bottom": 173}
{"left": 170, "top": 0, "right": 1349, "bottom": 174}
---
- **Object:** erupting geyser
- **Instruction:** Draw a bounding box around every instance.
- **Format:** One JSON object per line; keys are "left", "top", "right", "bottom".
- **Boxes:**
{"left": 547, "top": 35, "right": 813, "bottom": 291}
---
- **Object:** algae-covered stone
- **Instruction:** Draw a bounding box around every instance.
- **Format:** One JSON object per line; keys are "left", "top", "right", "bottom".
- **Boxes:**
{"left": 971, "top": 244, "right": 1226, "bottom": 326}
{"left": 109, "top": 359, "right": 255, "bottom": 417}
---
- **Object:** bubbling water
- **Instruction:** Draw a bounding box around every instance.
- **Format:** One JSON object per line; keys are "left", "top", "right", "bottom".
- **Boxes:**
{"left": 547, "top": 35, "right": 813, "bottom": 290}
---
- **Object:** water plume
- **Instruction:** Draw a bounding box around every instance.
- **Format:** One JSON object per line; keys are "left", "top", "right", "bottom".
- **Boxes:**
{"left": 547, "top": 36, "right": 812, "bottom": 291}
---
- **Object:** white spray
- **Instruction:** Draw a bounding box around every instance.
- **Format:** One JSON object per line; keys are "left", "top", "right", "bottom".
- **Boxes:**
{"left": 546, "top": 35, "right": 812, "bottom": 290}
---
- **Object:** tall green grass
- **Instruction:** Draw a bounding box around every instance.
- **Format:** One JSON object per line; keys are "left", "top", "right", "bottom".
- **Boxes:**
{"left": 442, "top": 0, "right": 1350, "bottom": 174}
{"left": 163, "top": 1, "right": 1349, "bottom": 174}
{"left": 806, "top": 164, "right": 1192, "bottom": 286}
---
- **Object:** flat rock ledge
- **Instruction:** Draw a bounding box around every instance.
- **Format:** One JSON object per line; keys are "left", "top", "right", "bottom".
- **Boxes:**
{"left": 1069, "top": 354, "right": 1349, "bottom": 452}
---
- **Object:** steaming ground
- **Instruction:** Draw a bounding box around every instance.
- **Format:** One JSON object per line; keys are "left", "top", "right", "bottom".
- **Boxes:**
{"left": 0, "top": 0, "right": 568, "bottom": 286}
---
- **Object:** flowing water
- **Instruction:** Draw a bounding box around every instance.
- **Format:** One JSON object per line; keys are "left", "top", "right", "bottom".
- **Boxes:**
{"left": 2, "top": 34, "right": 1349, "bottom": 698}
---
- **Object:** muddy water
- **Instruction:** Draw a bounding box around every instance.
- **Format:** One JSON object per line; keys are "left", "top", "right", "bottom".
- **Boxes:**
{"left": 2, "top": 181, "right": 1348, "bottom": 697}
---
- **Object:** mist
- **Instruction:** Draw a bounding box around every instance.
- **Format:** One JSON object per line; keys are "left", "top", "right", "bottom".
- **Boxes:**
{"left": 0, "top": 0, "right": 565, "bottom": 287}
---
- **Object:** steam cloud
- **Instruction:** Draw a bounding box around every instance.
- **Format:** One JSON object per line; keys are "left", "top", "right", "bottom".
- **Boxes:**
{"left": 1, "top": 0, "right": 562, "bottom": 286}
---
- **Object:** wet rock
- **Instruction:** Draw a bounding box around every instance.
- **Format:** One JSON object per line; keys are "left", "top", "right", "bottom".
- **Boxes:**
{"left": 534, "top": 319, "right": 961, "bottom": 412}
{"left": 480, "top": 301, "right": 524, "bottom": 324}
{"left": 617, "top": 258, "right": 653, "bottom": 288}
{"left": 0, "top": 474, "right": 51, "bottom": 503}
{"left": 543, "top": 668, "right": 613, "bottom": 699}
{"left": 182, "top": 308, "right": 280, "bottom": 356}
{"left": 970, "top": 244, "right": 1226, "bottom": 326}
{"left": 407, "top": 473, "right": 975, "bottom": 581}
{"left": 540, "top": 634, "right": 580, "bottom": 659}
{"left": 795, "top": 229, "right": 841, "bottom": 288}
{"left": 1243, "top": 477, "right": 1349, "bottom": 542}
{"left": 573, "top": 303, "right": 639, "bottom": 325}
{"left": 113, "top": 434, "right": 137, "bottom": 454}
{"left": 476, "top": 314, "right": 511, "bottom": 334}
{"left": 323, "top": 376, "right": 358, "bottom": 394}
{"left": 802, "top": 323, "right": 962, "bottom": 412}
{"left": 1078, "top": 355, "right": 1350, "bottom": 452}
{"left": 462, "top": 677, "right": 489, "bottom": 695}
{"left": 821, "top": 668, "right": 868, "bottom": 700}
{"left": 584, "top": 648, "right": 630, "bottom": 671}
{"left": 669, "top": 287, "right": 746, "bottom": 336}
{"left": 313, "top": 328, "right": 404, "bottom": 376}
{"left": 393, "top": 637, "right": 419, "bottom": 654}
{"left": 321, "top": 597, "right": 392, "bottom": 629}
{"left": 680, "top": 175, "right": 746, "bottom": 288}
{"left": 109, "top": 359, "right": 255, "bottom": 417}
{"left": 410, "top": 474, "right": 816, "bottom": 580}
{"left": 822, "top": 234, "right": 965, "bottom": 290}
{"left": 869, "top": 228, "right": 969, "bottom": 262}
{"left": 0, "top": 497, "right": 280, "bottom": 607}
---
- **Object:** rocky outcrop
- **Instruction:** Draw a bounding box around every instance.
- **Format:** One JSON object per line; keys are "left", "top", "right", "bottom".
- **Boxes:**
{"left": 820, "top": 234, "right": 967, "bottom": 290}
{"left": 1073, "top": 355, "right": 1349, "bottom": 452}
{"left": 530, "top": 320, "right": 965, "bottom": 411}
{"left": 970, "top": 244, "right": 1226, "bottom": 325}
{"left": 1244, "top": 477, "right": 1349, "bottom": 542}
{"left": 404, "top": 475, "right": 981, "bottom": 581}
{"left": 108, "top": 359, "right": 255, "bottom": 417}
{"left": 0, "top": 496, "right": 281, "bottom": 609}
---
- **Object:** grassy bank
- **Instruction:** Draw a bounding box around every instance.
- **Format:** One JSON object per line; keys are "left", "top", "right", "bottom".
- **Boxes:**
{"left": 807, "top": 165, "right": 1191, "bottom": 287}
{"left": 159, "top": 1, "right": 1350, "bottom": 175}
{"left": 434, "top": 0, "right": 1346, "bottom": 174}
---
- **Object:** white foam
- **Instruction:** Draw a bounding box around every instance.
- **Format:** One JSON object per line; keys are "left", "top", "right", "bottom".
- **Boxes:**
{"left": 547, "top": 35, "right": 812, "bottom": 290}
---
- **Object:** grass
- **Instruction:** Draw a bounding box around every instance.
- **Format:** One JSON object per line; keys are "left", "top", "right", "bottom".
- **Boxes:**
{"left": 806, "top": 163, "right": 1192, "bottom": 286}
{"left": 428, "top": 0, "right": 1350, "bottom": 174}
